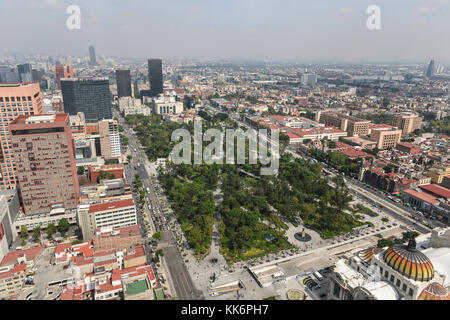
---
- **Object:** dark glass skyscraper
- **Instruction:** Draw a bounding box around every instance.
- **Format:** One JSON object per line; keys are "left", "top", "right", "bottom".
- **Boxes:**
{"left": 425, "top": 60, "right": 435, "bottom": 78}
{"left": 89, "top": 46, "right": 97, "bottom": 67}
{"left": 115, "top": 69, "right": 132, "bottom": 97}
{"left": 61, "top": 78, "right": 112, "bottom": 120}
{"left": 17, "top": 63, "right": 32, "bottom": 82}
{"left": 148, "top": 58, "right": 163, "bottom": 97}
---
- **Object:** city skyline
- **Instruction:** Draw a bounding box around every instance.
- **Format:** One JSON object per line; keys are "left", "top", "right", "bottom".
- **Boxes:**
{"left": 0, "top": 0, "right": 449, "bottom": 64}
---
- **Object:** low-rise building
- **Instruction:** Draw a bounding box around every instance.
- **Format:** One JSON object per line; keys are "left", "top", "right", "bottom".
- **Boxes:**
{"left": 92, "top": 225, "right": 141, "bottom": 251}
{"left": 78, "top": 199, "right": 137, "bottom": 241}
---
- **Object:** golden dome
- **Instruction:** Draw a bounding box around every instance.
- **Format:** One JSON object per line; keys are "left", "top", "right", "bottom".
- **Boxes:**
{"left": 417, "top": 283, "right": 450, "bottom": 300}
{"left": 383, "top": 240, "right": 434, "bottom": 282}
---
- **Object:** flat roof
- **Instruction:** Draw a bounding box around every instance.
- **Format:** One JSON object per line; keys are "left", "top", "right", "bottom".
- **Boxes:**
{"left": 125, "top": 279, "right": 149, "bottom": 296}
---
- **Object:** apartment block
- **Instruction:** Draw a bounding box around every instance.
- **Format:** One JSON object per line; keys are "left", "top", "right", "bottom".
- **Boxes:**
{"left": 9, "top": 114, "right": 79, "bottom": 215}
{"left": 78, "top": 198, "right": 137, "bottom": 241}
{"left": 317, "top": 111, "right": 370, "bottom": 137}
{"left": 98, "top": 119, "right": 121, "bottom": 159}
{"left": 369, "top": 125, "right": 402, "bottom": 150}
{"left": 392, "top": 113, "right": 423, "bottom": 136}
{"left": 0, "top": 82, "right": 43, "bottom": 190}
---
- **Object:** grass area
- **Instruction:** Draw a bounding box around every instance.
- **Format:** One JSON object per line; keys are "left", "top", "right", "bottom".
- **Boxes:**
{"left": 354, "top": 203, "right": 379, "bottom": 217}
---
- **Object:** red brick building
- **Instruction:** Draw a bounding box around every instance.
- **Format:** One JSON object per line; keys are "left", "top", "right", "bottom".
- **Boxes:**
{"left": 55, "top": 65, "right": 74, "bottom": 90}
{"left": 88, "top": 164, "right": 124, "bottom": 183}
{"left": 395, "top": 142, "right": 421, "bottom": 154}
{"left": 92, "top": 225, "right": 141, "bottom": 251}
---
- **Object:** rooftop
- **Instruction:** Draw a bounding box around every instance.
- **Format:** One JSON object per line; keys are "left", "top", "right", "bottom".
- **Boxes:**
{"left": 125, "top": 279, "right": 149, "bottom": 296}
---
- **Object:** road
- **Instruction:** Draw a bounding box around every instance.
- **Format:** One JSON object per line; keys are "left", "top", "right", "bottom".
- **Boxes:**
{"left": 115, "top": 109, "right": 204, "bottom": 300}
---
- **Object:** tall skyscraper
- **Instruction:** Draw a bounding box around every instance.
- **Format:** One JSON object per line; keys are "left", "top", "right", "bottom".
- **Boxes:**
{"left": 147, "top": 59, "right": 163, "bottom": 97}
{"left": 0, "top": 82, "right": 43, "bottom": 190}
{"left": 425, "top": 60, "right": 435, "bottom": 78}
{"left": 0, "top": 66, "right": 19, "bottom": 83}
{"left": 55, "top": 65, "right": 74, "bottom": 90}
{"left": 115, "top": 69, "right": 132, "bottom": 97}
{"left": 31, "top": 69, "right": 43, "bottom": 82}
{"left": 89, "top": 46, "right": 97, "bottom": 67}
{"left": 17, "top": 63, "right": 32, "bottom": 82}
{"left": 61, "top": 77, "right": 112, "bottom": 120}
{"left": 9, "top": 114, "right": 79, "bottom": 215}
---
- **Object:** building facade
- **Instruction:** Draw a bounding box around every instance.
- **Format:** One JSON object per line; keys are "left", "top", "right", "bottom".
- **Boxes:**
{"left": 55, "top": 65, "right": 74, "bottom": 90}
{"left": 317, "top": 111, "right": 370, "bottom": 137}
{"left": 9, "top": 114, "right": 79, "bottom": 215}
{"left": 392, "top": 113, "right": 423, "bottom": 136}
{"left": 98, "top": 119, "right": 121, "bottom": 159}
{"left": 61, "top": 78, "right": 112, "bottom": 121}
{"left": 147, "top": 59, "right": 163, "bottom": 97}
{"left": 115, "top": 70, "right": 131, "bottom": 98}
{"left": 78, "top": 199, "right": 137, "bottom": 241}
{"left": 17, "top": 64, "right": 32, "bottom": 83}
{"left": 369, "top": 126, "right": 402, "bottom": 150}
{"left": 0, "top": 82, "right": 43, "bottom": 190}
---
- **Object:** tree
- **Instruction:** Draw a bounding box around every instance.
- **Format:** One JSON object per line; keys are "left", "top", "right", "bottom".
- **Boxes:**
{"left": 152, "top": 232, "right": 162, "bottom": 241}
{"left": 377, "top": 238, "right": 395, "bottom": 248}
{"left": 32, "top": 227, "right": 41, "bottom": 242}
{"left": 127, "top": 154, "right": 133, "bottom": 161}
{"left": 20, "top": 226, "right": 28, "bottom": 240}
{"left": 97, "top": 170, "right": 116, "bottom": 182}
{"left": 328, "top": 140, "right": 337, "bottom": 149}
{"left": 77, "top": 166, "right": 85, "bottom": 175}
{"left": 46, "top": 223, "right": 57, "bottom": 239}
{"left": 155, "top": 249, "right": 164, "bottom": 261}
{"left": 58, "top": 218, "right": 70, "bottom": 233}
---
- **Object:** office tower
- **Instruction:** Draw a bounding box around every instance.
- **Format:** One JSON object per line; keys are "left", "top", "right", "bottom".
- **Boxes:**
{"left": 61, "top": 77, "right": 112, "bottom": 120}
{"left": 301, "top": 73, "right": 317, "bottom": 86}
{"left": 115, "top": 69, "right": 132, "bottom": 97}
{"left": 9, "top": 114, "right": 79, "bottom": 215}
{"left": 17, "top": 63, "right": 32, "bottom": 82}
{"left": 392, "top": 112, "right": 423, "bottom": 136}
{"left": 98, "top": 119, "right": 121, "bottom": 159}
{"left": 31, "top": 69, "right": 43, "bottom": 82}
{"left": 0, "top": 66, "right": 10, "bottom": 83}
{"left": 55, "top": 65, "right": 74, "bottom": 90}
{"left": 425, "top": 60, "right": 435, "bottom": 78}
{"left": 0, "top": 82, "right": 43, "bottom": 190}
{"left": 89, "top": 46, "right": 97, "bottom": 67}
{"left": 147, "top": 59, "right": 163, "bottom": 96}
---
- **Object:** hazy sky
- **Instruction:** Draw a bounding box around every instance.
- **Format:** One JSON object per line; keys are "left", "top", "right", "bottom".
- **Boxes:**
{"left": 1, "top": 0, "right": 449, "bottom": 63}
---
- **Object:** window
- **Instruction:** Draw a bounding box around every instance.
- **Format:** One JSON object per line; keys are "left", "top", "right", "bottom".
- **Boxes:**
{"left": 402, "top": 284, "right": 407, "bottom": 291}
{"left": 390, "top": 275, "right": 394, "bottom": 282}
{"left": 408, "top": 288, "right": 414, "bottom": 297}
{"left": 396, "top": 279, "right": 401, "bottom": 287}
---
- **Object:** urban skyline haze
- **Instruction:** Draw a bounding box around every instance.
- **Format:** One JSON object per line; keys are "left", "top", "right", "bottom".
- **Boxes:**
{"left": 0, "top": 0, "right": 449, "bottom": 64}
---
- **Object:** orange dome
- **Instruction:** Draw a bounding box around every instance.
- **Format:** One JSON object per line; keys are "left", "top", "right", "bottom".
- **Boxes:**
{"left": 358, "top": 247, "right": 383, "bottom": 264}
{"left": 383, "top": 240, "right": 434, "bottom": 282}
{"left": 417, "top": 283, "right": 450, "bottom": 300}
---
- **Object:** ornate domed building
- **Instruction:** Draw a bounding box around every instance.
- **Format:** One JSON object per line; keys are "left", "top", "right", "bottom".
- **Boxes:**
{"left": 383, "top": 240, "right": 434, "bottom": 282}
{"left": 417, "top": 282, "right": 450, "bottom": 300}
{"left": 328, "top": 231, "right": 450, "bottom": 300}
